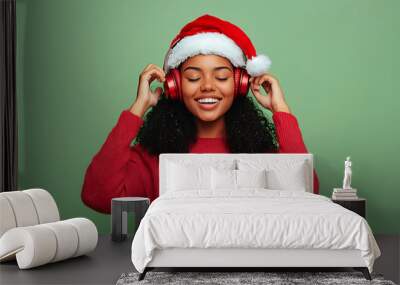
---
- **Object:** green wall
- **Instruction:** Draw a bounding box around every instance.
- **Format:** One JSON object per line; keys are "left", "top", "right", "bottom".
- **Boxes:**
{"left": 16, "top": 0, "right": 400, "bottom": 234}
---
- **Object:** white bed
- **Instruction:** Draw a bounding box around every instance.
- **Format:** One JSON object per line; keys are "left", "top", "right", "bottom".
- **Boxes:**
{"left": 131, "top": 153, "right": 381, "bottom": 281}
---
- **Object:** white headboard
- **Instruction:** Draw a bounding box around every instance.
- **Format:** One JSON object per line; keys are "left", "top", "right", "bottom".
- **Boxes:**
{"left": 159, "top": 153, "right": 314, "bottom": 195}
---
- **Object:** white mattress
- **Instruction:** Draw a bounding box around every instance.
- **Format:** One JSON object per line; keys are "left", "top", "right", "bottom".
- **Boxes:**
{"left": 131, "top": 189, "right": 381, "bottom": 273}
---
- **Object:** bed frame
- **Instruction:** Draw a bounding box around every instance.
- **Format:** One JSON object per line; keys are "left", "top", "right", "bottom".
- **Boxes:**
{"left": 138, "top": 153, "right": 372, "bottom": 281}
{"left": 140, "top": 248, "right": 371, "bottom": 280}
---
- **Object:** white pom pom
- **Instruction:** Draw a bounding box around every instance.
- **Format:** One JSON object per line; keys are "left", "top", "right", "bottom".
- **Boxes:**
{"left": 246, "top": 54, "right": 272, "bottom": 77}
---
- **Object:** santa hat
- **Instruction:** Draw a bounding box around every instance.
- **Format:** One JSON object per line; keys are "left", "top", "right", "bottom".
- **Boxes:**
{"left": 163, "top": 14, "right": 272, "bottom": 77}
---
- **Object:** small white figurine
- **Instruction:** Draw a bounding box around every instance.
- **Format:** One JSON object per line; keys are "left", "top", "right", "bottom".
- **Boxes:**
{"left": 342, "top": 156, "right": 352, "bottom": 190}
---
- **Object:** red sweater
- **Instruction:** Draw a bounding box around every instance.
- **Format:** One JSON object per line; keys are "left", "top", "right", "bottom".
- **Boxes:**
{"left": 81, "top": 110, "right": 320, "bottom": 214}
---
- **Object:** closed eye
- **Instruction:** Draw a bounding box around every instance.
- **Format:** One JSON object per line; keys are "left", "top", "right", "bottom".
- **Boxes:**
{"left": 187, "top": 78, "right": 228, "bottom": 82}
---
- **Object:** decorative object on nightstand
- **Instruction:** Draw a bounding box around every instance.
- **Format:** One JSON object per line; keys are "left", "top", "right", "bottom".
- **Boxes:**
{"left": 332, "top": 156, "right": 358, "bottom": 200}
{"left": 331, "top": 156, "right": 365, "bottom": 218}
{"left": 111, "top": 197, "right": 150, "bottom": 242}
{"left": 332, "top": 188, "right": 358, "bottom": 200}
{"left": 342, "top": 156, "right": 352, "bottom": 190}
{"left": 331, "top": 198, "right": 366, "bottom": 218}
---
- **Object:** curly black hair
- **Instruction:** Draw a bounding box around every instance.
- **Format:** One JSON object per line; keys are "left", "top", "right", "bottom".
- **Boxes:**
{"left": 134, "top": 92, "right": 279, "bottom": 155}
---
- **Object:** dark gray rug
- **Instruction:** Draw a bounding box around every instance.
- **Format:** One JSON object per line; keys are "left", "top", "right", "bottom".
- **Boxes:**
{"left": 116, "top": 271, "right": 397, "bottom": 285}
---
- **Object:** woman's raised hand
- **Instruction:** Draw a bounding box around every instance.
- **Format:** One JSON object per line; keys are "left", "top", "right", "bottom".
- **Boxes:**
{"left": 130, "top": 64, "right": 166, "bottom": 118}
{"left": 249, "top": 73, "right": 292, "bottom": 114}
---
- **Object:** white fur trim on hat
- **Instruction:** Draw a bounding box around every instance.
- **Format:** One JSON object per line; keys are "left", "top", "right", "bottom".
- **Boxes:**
{"left": 164, "top": 32, "right": 247, "bottom": 73}
{"left": 246, "top": 54, "right": 272, "bottom": 77}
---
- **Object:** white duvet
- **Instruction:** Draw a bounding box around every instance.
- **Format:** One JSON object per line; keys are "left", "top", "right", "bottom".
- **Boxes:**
{"left": 131, "top": 189, "right": 381, "bottom": 273}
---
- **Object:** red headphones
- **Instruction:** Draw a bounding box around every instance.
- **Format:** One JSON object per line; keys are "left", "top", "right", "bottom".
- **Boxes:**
{"left": 163, "top": 67, "right": 251, "bottom": 101}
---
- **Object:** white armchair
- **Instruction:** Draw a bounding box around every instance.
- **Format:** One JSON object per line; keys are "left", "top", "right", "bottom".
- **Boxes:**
{"left": 0, "top": 188, "right": 98, "bottom": 269}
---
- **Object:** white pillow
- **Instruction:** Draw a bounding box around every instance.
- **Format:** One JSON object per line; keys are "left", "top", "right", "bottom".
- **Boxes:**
{"left": 211, "top": 168, "right": 267, "bottom": 190}
{"left": 166, "top": 161, "right": 212, "bottom": 191}
{"left": 237, "top": 159, "right": 309, "bottom": 191}
{"left": 211, "top": 168, "right": 237, "bottom": 190}
{"left": 265, "top": 165, "right": 307, "bottom": 191}
{"left": 236, "top": 169, "right": 267, "bottom": 188}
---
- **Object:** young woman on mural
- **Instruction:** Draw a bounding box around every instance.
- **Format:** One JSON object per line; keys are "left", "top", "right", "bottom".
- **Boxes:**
{"left": 81, "top": 14, "right": 320, "bottom": 214}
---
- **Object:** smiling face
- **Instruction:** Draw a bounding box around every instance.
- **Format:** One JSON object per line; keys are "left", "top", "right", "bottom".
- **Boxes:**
{"left": 179, "top": 54, "right": 235, "bottom": 122}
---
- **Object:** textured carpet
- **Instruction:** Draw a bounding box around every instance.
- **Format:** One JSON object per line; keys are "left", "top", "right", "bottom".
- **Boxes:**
{"left": 116, "top": 271, "right": 397, "bottom": 285}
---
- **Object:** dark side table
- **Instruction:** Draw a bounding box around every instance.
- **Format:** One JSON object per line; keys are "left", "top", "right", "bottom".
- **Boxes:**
{"left": 111, "top": 197, "right": 150, "bottom": 242}
{"left": 331, "top": 197, "right": 366, "bottom": 218}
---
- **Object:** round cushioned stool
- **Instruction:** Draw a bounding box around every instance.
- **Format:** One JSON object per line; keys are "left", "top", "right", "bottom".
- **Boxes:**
{"left": 111, "top": 197, "right": 150, "bottom": 242}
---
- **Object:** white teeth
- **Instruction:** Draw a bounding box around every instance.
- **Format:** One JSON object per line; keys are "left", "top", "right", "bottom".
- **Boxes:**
{"left": 197, "top": 98, "right": 219, "bottom": 103}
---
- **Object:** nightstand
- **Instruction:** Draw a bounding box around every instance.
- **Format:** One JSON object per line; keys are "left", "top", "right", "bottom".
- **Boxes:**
{"left": 331, "top": 198, "right": 366, "bottom": 218}
{"left": 111, "top": 197, "right": 150, "bottom": 242}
